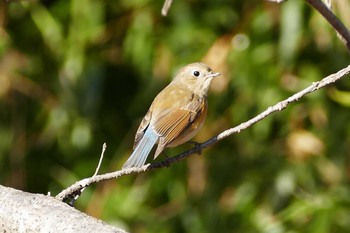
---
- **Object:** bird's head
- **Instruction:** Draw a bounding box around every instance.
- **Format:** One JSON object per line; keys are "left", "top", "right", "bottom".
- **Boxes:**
{"left": 173, "top": 62, "right": 221, "bottom": 96}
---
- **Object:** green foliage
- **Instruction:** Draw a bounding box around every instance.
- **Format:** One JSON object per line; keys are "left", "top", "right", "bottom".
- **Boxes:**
{"left": 1, "top": 0, "right": 350, "bottom": 232}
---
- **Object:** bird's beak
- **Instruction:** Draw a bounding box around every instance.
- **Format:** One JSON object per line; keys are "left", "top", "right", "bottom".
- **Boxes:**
{"left": 208, "top": 72, "right": 221, "bottom": 78}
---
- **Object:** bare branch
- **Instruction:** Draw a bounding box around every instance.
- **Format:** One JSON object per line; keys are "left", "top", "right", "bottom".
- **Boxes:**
{"left": 269, "top": 0, "right": 350, "bottom": 52}
{"left": 56, "top": 165, "right": 150, "bottom": 201}
{"left": 305, "top": 0, "right": 350, "bottom": 53}
{"left": 161, "top": 0, "right": 173, "bottom": 16}
{"left": 63, "top": 143, "right": 108, "bottom": 205}
{"left": 56, "top": 64, "right": 350, "bottom": 202}
{"left": 93, "top": 142, "right": 107, "bottom": 176}
{"left": 1, "top": 185, "right": 126, "bottom": 233}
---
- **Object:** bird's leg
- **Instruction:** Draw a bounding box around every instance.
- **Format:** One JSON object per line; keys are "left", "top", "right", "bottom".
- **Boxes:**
{"left": 188, "top": 141, "right": 202, "bottom": 155}
{"left": 161, "top": 151, "right": 171, "bottom": 167}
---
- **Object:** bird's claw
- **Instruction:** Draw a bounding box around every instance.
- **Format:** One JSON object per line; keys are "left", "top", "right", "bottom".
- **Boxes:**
{"left": 189, "top": 141, "right": 202, "bottom": 155}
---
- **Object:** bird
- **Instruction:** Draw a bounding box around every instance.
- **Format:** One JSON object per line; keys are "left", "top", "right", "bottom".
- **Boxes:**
{"left": 122, "top": 62, "right": 220, "bottom": 169}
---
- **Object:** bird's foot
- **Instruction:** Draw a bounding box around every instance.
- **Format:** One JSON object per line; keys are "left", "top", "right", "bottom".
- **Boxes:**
{"left": 159, "top": 152, "right": 171, "bottom": 167}
{"left": 188, "top": 141, "right": 202, "bottom": 155}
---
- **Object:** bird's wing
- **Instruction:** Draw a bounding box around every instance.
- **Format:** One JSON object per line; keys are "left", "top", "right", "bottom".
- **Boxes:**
{"left": 132, "top": 105, "right": 195, "bottom": 158}
{"left": 133, "top": 109, "right": 152, "bottom": 149}
{"left": 154, "top": 108, "right": 193, "bottom": 142}
{"left": 152, "top": 99, "right": 205, "bottom": 158}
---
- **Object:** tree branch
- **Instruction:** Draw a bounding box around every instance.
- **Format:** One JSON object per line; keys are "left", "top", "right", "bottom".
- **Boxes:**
{"left": 161, "top": 0, "right": 173, "bottom": 16}
{"left": 56, "top": 165, "right": 150, "bottom": 201}
{"left": 268, "top": 0, "right": 350, "bottom": 52}
{"left": 56, "top": 64, "right": 350, "bottom": 202}
{"left": 0, "top": 185, "right": 126, "bottom": 233}
{"left": 305, "top": 0, "right": 350, "bottom": 52}
{"left": 64, "top": 143, "right": 108, "bottom": 206}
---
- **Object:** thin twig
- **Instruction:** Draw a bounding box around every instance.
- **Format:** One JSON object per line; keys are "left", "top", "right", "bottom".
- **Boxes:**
{"left": 55, "top": 64, "right": 350, "bottom": 202}
{"left": 304, "top": 0, "right": 350, "bottom": 53}
{"left": 93, "top": 142, "right": 107, "bottom": 176}
{"left": 325, "top": 0, "right": 332, "bottom": 9}
{"left": 62, "top": 143, "right": 107, "bottom": 205}
{"left": 161, "top": 0, "right": 173, "bottom": 16}
{"left": 56, "top": 165, "right": 150, "bottom": 201}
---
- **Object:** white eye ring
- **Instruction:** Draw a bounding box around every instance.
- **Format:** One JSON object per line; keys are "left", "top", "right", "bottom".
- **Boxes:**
{"left": 192, "top": 70, "right": 200, "bottom": 77}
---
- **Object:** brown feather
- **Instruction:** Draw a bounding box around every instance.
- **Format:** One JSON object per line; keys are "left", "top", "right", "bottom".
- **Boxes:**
{"left": 133, "top": 109, "right": 152, "bottom": 149}
{"left": 153, "top": 109, "right": 193, "bottom": 158}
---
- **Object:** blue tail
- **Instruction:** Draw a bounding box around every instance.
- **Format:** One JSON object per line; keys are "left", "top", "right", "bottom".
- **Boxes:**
{"left": 122, "top": 127, "right": 158, "bottom": 169}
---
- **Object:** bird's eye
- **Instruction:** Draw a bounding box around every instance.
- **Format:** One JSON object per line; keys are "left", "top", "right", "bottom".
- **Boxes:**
{"left": 193, "top": 70, "right": 200, "bottom": 77}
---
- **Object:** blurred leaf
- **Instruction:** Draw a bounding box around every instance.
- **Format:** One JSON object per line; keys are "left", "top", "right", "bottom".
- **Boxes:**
{"left": 279, "top": 0, "right": 303, "bottom": 66}
{"left": 328, "top": 87, "right": 350, "bottom": 107}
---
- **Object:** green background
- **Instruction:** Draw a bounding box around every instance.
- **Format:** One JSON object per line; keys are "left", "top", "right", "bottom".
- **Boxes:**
{"left": 1, "top": 0, "right": 350, "bottom": 232}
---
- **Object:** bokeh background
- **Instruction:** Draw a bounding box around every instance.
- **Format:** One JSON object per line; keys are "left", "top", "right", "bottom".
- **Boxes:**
{"left": 1, "top": 0, "right": 350, "bottom": 232}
